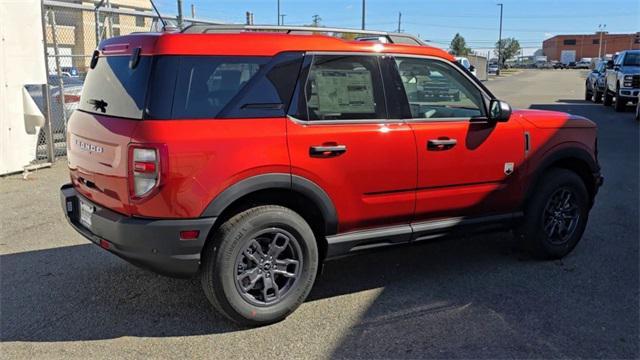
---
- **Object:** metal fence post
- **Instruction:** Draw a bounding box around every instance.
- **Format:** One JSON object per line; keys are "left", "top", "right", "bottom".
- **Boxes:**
{"left": 48, "top": 10, "right": 67, "bottom": 143}
{"left": 40, "top": 2, "right": 55, "bottom": 162}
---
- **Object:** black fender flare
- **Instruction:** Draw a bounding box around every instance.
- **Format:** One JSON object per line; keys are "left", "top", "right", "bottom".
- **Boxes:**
{"left": 525, "top": 146, "right": 599, "bottom": 204}
{"left": 200, "top": 173, "right": 338, "bottom": 235}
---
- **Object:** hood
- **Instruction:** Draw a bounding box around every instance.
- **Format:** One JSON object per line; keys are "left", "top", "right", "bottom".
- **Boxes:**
{"left": 619, "top": 67, "right": 640, "bottom": 75}
{"left": 514, "top": 109, "right": 596, "bottom": 129}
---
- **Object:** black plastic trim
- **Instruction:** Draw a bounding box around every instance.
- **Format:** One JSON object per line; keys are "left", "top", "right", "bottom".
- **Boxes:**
{"left": 200, "top": 173, "right": 339, "bottom": 235}
{"left": 60, "top": 184, "right": 216, "bottom": 277}
{"left": 325, "top": 212, "right": 522, "bottom": 259}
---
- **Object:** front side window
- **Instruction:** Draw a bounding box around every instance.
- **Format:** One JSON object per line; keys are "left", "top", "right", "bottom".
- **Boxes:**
{"left": 304, "top": 55, "right": 386, "bottom": 121}
{"left": 394, "top": 57, "right": 484, "bottom": 119}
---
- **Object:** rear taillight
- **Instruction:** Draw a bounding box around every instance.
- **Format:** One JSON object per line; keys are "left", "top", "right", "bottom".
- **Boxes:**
{"left": 128, "top": 144, "right": 167, "bottom": 201}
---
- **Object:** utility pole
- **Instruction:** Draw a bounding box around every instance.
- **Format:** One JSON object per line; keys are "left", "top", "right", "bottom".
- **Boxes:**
{"left": 176, "top": 0, "right": 184, "bottom": 28}
{"left": 280, "top": 14, "right": 286, "bottom": 25}
{"left": 246, "top": 11, "right": 254, "bottom": 25}
{"left": 277, "top": 0, "right": 280, "bottom": 25}
{"left": 361, "top": 0, "right": 365, "bottom": 30}
{"left": 598, "top": 24, "right": 606, "bottom": 59}
{"left": 312, "top": 14, "right": 321, "bottom": 27}
{"left": 497, "top": 3, "right": 503, "bottom": 75}
{"left": 397, "top": 12, "right": 402, "bottom": 33}
{"left": 191, "top": 3, "right": 195, "bottom": 18}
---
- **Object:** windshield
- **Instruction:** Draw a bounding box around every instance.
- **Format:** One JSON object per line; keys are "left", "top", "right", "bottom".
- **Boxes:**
{"left": 623, "top": 53, "right": 640, "bottom": 66}
{"left": 79, "top": 56, "right": 152, "bottom": 119}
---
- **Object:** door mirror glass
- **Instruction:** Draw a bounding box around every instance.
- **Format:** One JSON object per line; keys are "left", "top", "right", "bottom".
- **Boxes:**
{"left": 469, "top": 65, "right": 476, "bottom": 72}
{"left": 489, "top": 99, "right": 511, "bottom": 122}
{"left": 606, "top": 60, "right": 614, "bottom": 69}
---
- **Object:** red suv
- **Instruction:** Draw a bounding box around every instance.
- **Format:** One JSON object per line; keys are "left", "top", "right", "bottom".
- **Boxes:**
{"left": 60, "top": 26, "right": 602, "bottom": 325}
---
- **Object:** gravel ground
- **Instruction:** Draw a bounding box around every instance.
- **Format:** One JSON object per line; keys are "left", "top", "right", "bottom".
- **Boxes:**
{"left": 1, "top": 69, "right": 638, "bottom": 359}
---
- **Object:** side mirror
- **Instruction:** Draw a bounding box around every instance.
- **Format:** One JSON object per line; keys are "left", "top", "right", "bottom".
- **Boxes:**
{"left": 469, "top": 65, "right": 476, "bottom": 72}
{"left": 606, "top": 60, "right": 614, "bottom": 69}
{"left": 489, "top": 99, "right": 512, "bottom": 122}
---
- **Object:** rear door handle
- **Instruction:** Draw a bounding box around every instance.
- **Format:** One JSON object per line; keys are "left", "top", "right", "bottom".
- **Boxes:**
{"left": 427, "top": 139, "right": 457, "bottom": 151}
{"left": 310, "top": 145, "right": 347, "bottom": 158}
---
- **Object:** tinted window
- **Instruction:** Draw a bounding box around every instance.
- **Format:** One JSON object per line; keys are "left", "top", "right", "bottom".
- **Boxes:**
{"left": 563, "top": 39, "right": 577, "bottom": 45}
{"left": 79, "top": 56, "right": 151, "bottom": 119}
{"left": 304, "top": 55, "right": 386, "bottom": 120}
{"left": 623, "top": 52, "right": 640, "bottom": 66}
{"left": 395, "top": 57, "right": 484, "bottom": 119}
{"left": 170, "top": 56, "right": 268, "bottom": 119}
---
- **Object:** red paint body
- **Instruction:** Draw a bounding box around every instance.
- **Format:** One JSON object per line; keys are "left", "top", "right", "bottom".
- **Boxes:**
{"left": 66, "top": 32, "right": 597, "bottom": 235}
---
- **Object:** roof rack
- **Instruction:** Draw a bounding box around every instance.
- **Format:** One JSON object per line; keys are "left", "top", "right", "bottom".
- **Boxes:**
{"left": 181, "top": 24, "right": 425, "bottom": 46}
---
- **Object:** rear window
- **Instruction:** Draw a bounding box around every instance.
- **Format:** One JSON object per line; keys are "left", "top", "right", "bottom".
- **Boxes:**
{"left": 79, "top": 56, "right": 151, "bottom": 119}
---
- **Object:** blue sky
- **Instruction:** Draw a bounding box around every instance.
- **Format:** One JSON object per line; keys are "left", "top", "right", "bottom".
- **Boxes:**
{"left": 155, "top": 0, "right": 639, "bottom": 54}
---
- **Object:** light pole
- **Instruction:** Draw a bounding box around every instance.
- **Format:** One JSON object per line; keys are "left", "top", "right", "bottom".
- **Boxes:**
{"left": 497, "top": 3, "right": 503, "bottom": 75}
{"left": 598, "top": 24, "right": 606, "bottom": 59}
{"left": 277, "top": 0, "right": 280, "bottom": 25}
{"left": 280, "top": 14, "right": 286, "bottom": 25}
{"left": 361, "top": 0, "right": 366, "bottom": 30}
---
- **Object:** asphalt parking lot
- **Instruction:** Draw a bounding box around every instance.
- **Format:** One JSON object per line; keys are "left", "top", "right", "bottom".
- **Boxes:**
{"left": 1, "top": 69, "right": 638, "bottom": 359}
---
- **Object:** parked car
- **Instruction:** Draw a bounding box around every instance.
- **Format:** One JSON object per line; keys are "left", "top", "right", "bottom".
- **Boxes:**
{"left": 61, "top": 66, "right": 80, "bottom": 77}
{"left": 585, "top": 61, "right": 607, "bottom": 102}
{"left": 567, "top": 61, "right": 577, "bottom": 69}
{"left": 488, "top": 63, "right": 499, "bottom": 74}
{"left": 455, "top": 56, "right": 477, "bottom": 77}
{"left": 603, "top": 50, "right": 640, "bottom": 112}
{"left": 26, "top": 75, "right": 84, "bottom": 135}
{"left": 552, "top": 61, "right": 566, "bottom": 69}
{"left": 60, "top": 28, "right": 602, "bottom": 326}
{"left": 576, "top": 60, "right": 591, "bottom": 69}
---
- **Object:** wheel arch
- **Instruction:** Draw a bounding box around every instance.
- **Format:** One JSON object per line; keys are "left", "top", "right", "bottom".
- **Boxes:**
{"left": 525, "top": 146, "right": 599, "bottom": 208}
{"left": 200, "top": 173, "right": 338, "bottom": 259}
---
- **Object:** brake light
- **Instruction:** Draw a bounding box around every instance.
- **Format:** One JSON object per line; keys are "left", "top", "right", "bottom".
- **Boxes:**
{"left": 64, "top": 94, "right": 81, "bottom": 103}
{"left": 128, "top": 144, "right": 167, "bottom": 201}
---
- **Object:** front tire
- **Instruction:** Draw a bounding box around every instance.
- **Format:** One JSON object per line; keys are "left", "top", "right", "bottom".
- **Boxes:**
{"left": 613, "top": 85, "right": 626, "bottom": 112}
{"left": 584, "top": 85, "right": 591, "bottom": 101}
{"left": 592, "top": 88, "right": 602, "bottom": 103}
{"left": 201, "top": 205, "right": 319, "bottom": 326}
{"left": 519, "top": 169, "right": 590, "bottom": 259}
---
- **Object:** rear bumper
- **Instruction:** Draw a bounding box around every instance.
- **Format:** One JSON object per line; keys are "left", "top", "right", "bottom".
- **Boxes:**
{"left": 60, "top": 183, "right": 215, "bottom": 277}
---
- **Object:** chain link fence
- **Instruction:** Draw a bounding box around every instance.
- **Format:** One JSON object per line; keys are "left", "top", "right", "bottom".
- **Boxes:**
{"left": 35, "top": 0, "right": 221, "bottom": 163}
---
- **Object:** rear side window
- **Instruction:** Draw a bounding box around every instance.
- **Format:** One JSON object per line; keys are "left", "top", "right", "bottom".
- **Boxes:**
{"left": 170, "top": 56, "right": 268, "bottom": 119}
{"left": 146, "top": 54, "right": 303, "bottom": 119}
{"left": 79, "top": 56, "right": 152, "bottom": 119}
{"left": 303, "top": 55, "right": 387, "bottom": 121}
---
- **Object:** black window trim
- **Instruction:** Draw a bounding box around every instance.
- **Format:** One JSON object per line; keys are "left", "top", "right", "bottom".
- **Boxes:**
{"left": 287, "top": 51, "right": 495, "bottom": 125}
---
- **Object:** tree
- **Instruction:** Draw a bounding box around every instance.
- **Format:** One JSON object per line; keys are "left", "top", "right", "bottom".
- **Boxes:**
{"left": 494, "top": 38, "right": 521, "bottom": 65}
{"left": 449, "top": 33, "right": 470, "bottom": 56}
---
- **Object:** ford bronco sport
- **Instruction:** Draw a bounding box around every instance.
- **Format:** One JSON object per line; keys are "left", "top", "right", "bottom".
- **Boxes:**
{"left": 60, "top": 25, "right": 602, "bottom": 326}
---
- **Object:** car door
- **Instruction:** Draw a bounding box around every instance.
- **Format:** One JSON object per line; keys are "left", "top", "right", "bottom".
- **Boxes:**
{"left": 389, "top": 56, "right": 525, "bottom": 223}
{"left": 287, "top": 54, "right": 417, "bottom": 234}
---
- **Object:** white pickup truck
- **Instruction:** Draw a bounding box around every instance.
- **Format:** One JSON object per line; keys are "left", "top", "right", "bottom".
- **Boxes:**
{"left": 603, "top": 50, "right": 640, "bottom": 112}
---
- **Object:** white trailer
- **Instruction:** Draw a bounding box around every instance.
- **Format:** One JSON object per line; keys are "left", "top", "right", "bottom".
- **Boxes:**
{"left": 560, "top": 50, "right": 576, "bottom": 65}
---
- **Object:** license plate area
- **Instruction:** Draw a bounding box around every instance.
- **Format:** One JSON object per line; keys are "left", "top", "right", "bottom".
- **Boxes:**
{"left": 79, "top": 198, "right": 94, "bottom": 229}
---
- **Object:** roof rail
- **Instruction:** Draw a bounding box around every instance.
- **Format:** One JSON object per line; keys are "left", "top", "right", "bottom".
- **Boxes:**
{"left": 180, "top": 24, "right": 425, "bottom": 46}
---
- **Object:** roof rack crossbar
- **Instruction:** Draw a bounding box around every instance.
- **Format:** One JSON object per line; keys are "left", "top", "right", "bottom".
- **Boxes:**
{"left": 180, "top": 24, "right": 425, "bottom": 45}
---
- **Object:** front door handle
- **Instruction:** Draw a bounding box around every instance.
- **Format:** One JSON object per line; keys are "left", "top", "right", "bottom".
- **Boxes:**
{"left": 310, "top": 144, "right": 347, "bottom": 158}
{"left": 427, "top": 139, "right": 457, "bottom": 151}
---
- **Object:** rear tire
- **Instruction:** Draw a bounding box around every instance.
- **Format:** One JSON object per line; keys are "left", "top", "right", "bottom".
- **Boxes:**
{"left": 603, "top": 88, "right": 613, "bottom": 106}
{"left": 518, "top": 169, "right": 590, "bottom": 259}
{"left": 592, "top": 89, "right": 602, "bottom": 103}
{"left": 200, "top": 205, "right": 319, "bottom": 326}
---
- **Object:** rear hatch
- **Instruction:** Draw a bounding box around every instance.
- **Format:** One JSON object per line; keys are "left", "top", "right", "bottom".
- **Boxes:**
{"left": 67, "top": 36, "right": 155, "bottom": 215}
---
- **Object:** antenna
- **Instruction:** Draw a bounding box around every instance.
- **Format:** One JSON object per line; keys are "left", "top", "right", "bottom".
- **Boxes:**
{"left": 149, "top": 0, "right": 167, "bottom": 30}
